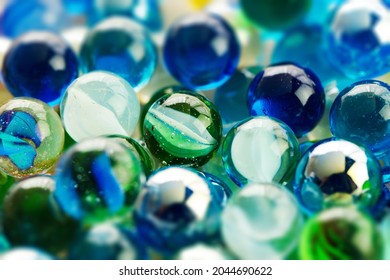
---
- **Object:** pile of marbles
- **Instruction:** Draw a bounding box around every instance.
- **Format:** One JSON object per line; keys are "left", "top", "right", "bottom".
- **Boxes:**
{"left": 0, "top": 0, "right": 390, "bottom": 260}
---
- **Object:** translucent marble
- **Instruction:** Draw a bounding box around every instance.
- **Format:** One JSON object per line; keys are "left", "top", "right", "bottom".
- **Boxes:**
{"left": 300, "top": 207, "right": 383, "bottom": 260}
{"left": 221, "top": 183, "right": 303, "bottom": 260}
{"left": 294, "top": 139, "right": 382, "bottom": 215}
{"left": 143, "top": 91, "right": 222, "bottom": 167}
{"left": 55, "top": 137, "right": 144, "bottom": 224}
{"left": 305, "top": 0, "right": 343, "bottom": 25}
{"left": 134, "top": 167, "right": 227, "bottom": 254}
{"left": 62, "top": 0, "right": 91, "bottom": 14}
{"left": 330, "top": 80, "right": 390, "bottom": 157}
{"left": 0, "top": 247, "right": 54, "bottom": 260}
{"left": 222, "top": 117, "right": 300, "bottom": 187}
{"left": 0, "top": 98, "right": 65, "bottom": 178}
{"left": 239, "top": 0, "right": 311, "bottom": 30}
{"left": 60, "top": 71, "right": 140, "bottom": 142}
{"left": 0, "top": 235, "right": 10, "bottom": 253}
{"left": 79, "top": 17, "right": 157, "bottom": 91}
{"left": 326, "top": 0, "right": 390, "bottom": 79}
{"left": 2, "top": 32, "right": 78, "bottom": 106}
{"left": 88, "top": 0, "right": 163, "bottom": 32}
{"left": 214, "top": 67, "right": 260, "bottom": 134}
{"left": 0, "top": 0, "right": 70, "bottom": 38}
{"left": 2, "top": 176, "right": 78, "bottom": 254}
{"left": 247, "top": 63, "right": 325, "bottom": 137}
{"left": 163, "top": 13, "right": 240, "bottom": 90}
{"left": 68, "top": 223, "right": 147, "bottom": 260}
{"left": 0, "top": 170, "right": 14, "bottom": 206}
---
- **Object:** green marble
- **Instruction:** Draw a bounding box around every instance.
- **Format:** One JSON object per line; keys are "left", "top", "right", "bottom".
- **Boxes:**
{"left": 143, "top": 91, "right": 222, "bottom": 167}
{"left": 300, "top": 207, "right": 383, "bottom": 260}
{"left": 0, "top": 170, "right": 15, "bottom": 207}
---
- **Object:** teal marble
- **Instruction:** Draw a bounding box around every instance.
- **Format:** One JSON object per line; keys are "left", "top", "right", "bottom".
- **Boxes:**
{"left": 222, "top": 116, "right": 300, "bottom": 187}
{"left": 143, "top": 91, "right": 222, "bottom": 167}
{"left": 221, "top": 183, "right": 303, "bottom": 260}
{"left": 60, "top": 71, "right": 140, "bottom": 142}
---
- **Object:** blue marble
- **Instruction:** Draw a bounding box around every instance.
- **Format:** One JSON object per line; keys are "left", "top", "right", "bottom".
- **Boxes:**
{"left": 326, "top": 0, "right": 390, "bottom": 79}
{"left": 330, "top": 80, "right": 390, "bottom": 157}
{"left": 294, "top": 139, "right": 383, "bottom": 215}
{"left": 247, "top": 63, "right": 325, "bottom": 137}
{"left": 214, "top": 66, "right": 260, "bottom": 134}
{"left": 62, "top": 0, "right": 92, "bottom": 15}
{"left": 88, "top": 0, "right": 162, "bottom": 32}
{"left": 0, "top": 0, "right": 70, "bottom": 38}
{"left": 305, "top": 0, "right": 344, "bottom": 25}
{"left": 163, "top": 13, "right": 240, "bottom": 90}
{"left": 134, "top": 166, "right": 226, "bottom": 254}
{"left": 80, "top": 17, "right": 157, "bottom": 91}
{"left": 383, "top": 0, "right": 390, "bottom": 9}
{"left": 2, "top": 32, "right": 78, "bottom": 106}
{"left": 68, "top": 223, "right": 148, "bottom": 260}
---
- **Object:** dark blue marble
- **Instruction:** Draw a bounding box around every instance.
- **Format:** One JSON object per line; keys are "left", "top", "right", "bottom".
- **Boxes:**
{"left": 247, "top": 63, "right": 325, "bottom": 137}
{"left": 0, "top": 0, "right": 70, "bottom": 38}
{"left": 2, "top": 32, "right": 78, "bottom": 106}
{"left": 163, "top": 13, "right": 240, "bottom": 90}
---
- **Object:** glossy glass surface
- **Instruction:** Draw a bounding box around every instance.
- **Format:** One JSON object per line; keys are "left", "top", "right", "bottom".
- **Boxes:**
{"left": 0, "top": 247, "right": 54, "bottom": 260}
{"left": 60, "top": 71, "right": 140, "bottom": 142}
{"left": 294, "top": 139, "right": 382, "bottom": 215}
{"left": 0, "top": 98, "right": 64, "bottom": 178}
{"left": 163, "top": 13, "right": 240, "bottom": 90}
{"left": 247, "top": 63, "right": 325, "bottom": 137}
{"left": 222, "top": 116, "right": 300, "bottom": 187}
{"left": 300, "top": 207, "right": 383, "bottom": 260}
{"left": 80, "top": 17, "right": 157, "bottom": 91}
{"left": 134, "top": 167, "right": 227, "bottom": 254}
{"left": 143, "top": 91, "right": 222, "bottom": 167}
{"left": 55, "top": 138, "right": 144, "bottom": 224}
{"left": 330, "top": 80, "right": 390, "bottom": 157}
{"left": 221, "top": 183, "right": 303, "bottom": 260}
{"left": 2, "top": 32, "right": 78, "bottom": 106}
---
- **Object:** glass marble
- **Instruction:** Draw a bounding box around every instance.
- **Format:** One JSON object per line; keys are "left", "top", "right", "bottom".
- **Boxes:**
{"left": 383, "top": 0, "right": 390, "bottom": 8}
{"left": 0, "top": 0, "right": 70, "bottom": 38}
{"left": 107, "top": 135, "right": 156, "bottom": 176}
{"left": 214, "top": 66, "right": 260, "bottom": 134}
{"left": 294, "top": 139, "right": 382, "bottom": 215}
{"left": 0, "top": 98, "right": 65, "bottom": 178}
{"left": 0, "top": 235, "right": 10, "bottom": 253}
{"left": 133, "top": 167, "right": 226, "bottom": 254}
{"left": 0, "top": 247, "right": 54, "bottom": 260}
{"left": 326, "top": 0, "right": 390, "bottom": 79}
{"left": 143, "top": 91, "right": 222, "bottom": 167}
{"left": 2, "top": 176, "right": 78, "bottom": 254}
{"left": 62, "top": 0, "right": 92, "bottom": 14}
{"left": 60, "top": 71, "right": 140, "bottom": 142}
{"left": 68, "top": 223, "right": 147, "bottom": 260}
{"left": 88, "top": 0, "right": 163, "bottom": 32}
{"left": 305, "top": 0, "right": 343, "bottom": 25}
{"left": 163, "top": 13, "right": 240, "bottom": 90}
{"left": 2, "top": 32, "right": 78, "bottom": 106}
{"left": 247, "top": 63, "right": 325, "bottom": 137}
{"left": 300, "top": 207, "right": 383, "bottom": 260}
{"left": 239, "top": 0, "right": 311, "bottom": 30}
{"left": 330, "top": 80, "right": 390, "bottom": 157}
{"left": 0, "top": 170, "right": 14, "bottom": 206}
{"left": 222, "top": 116, "right": 300, "bottom": 187}
{"left": 79, "top": 17, "right": 157, "bottom": 91}
{"left": 221, "top": 183, "right": 303, "bottom": 260}
{"left": 55, "top": 137, "right": 144, "bottom": 224}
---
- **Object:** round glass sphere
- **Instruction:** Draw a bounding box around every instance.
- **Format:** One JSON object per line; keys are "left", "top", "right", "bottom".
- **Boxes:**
{"left": 68, "top": 223, "right": 147, "bottom": 260}
{"left": 294, "top": 139, "right": 382, "bottom": 215}
{"left": 60, "top": 71, "right": 140, "bottom": 142}
{"left": 0, "top": 247, "right": 54, "bottom": 260}
{"left": 300, "top": 207, "right": 383, "bottom": 260}
{"left": 55, "top": 137, "right": 144, "bottom": 224}
{"left": 326, "top": 0, "right": 390, "bottom": 79}
{"left": 330, "top": 80, "right": 390, "bottom": 157}
{"left": 2, "top": 176, "right": 78, "bottom": 254}
{"left": 0, "top": 98, "right": 65, "bottom": 178}
{"left": 240, "top": 0, "right": 311, "bottom": 30}
{"left": 221, "top": 183, "right": 303, "bottom": 260}
{"left": 143, "top": 91, "right": 222, "bottom": 167}
{"left": 133, "top": 166, "right": 227, "bottom": 254}
{"left": 163, "top": 13, "right": 240, "bottom": 90}
{"left": 80, "top": 17, "right": 157, "bottom": 91}
{"left": 222, "top": 116, "right": 300, "bottom": 187}
{"left": 247, "top": 63, "right": 325, "bottom": 137}
{"left": 2, "top": 32, "right": 78, "bottom": 106}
